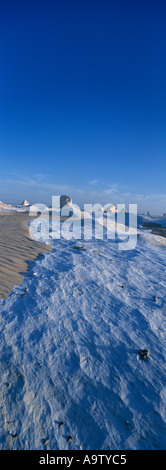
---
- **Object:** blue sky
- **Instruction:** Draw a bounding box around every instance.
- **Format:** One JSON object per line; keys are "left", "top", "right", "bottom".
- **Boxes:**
{"left": 0, "top": 0, "right": 166, "bottom": 213}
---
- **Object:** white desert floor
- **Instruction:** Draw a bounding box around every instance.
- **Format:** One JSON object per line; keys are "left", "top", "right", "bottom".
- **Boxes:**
{"left": 0, "top": 215, "right": 166, "bottom": 450}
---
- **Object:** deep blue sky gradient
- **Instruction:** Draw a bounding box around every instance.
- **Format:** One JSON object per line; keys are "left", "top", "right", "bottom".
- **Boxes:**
{"left": 0, "top": 0, "right": 166, "bottom": 213}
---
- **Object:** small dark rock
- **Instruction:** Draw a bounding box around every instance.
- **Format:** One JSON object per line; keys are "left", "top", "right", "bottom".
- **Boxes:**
{"left": 41, "top": 438, "right": 49, "bottom": 446}
{"left": 139, "top": 349, "right": 149, "bottom": 360}
{"left": 58, "top": 421, "right": 64, "bottom": 428}
{"left": 10, "top": 433, "right": 18, "bottom": 439}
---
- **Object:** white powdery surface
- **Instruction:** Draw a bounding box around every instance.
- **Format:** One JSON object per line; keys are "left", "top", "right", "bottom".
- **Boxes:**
{"left": 0, "top": 220, "right": 166, "bottom": 450}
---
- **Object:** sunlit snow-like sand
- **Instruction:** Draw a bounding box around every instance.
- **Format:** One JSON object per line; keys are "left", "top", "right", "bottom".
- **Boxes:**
{"left": 0, "top": 215, "right": 166, "bottom": 450}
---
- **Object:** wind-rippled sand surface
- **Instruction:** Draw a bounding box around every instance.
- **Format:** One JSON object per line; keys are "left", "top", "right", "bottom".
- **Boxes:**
{"left": 0, "top": 213, "right": 52, "bottom": 298}
{"left": 0, "top": 216, "right": 166, "bottom": 450}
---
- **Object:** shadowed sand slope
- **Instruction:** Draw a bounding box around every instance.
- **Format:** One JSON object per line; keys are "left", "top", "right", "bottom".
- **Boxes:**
{"left": 0, "top": 212, "right": 52, "bottom": 298}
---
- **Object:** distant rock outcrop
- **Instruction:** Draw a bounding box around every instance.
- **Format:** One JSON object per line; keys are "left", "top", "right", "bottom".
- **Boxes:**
{"left": 0, "top": 200, "right": 30, "bottom": 211}
{"left": 60, "top": 195, "right": 72, "bottom": 208}
{"left": 104, "top": 204, "right": 117, "bottom": 213}
{"left": 0, "top": 201, "right": 13, "bottom": 209}
{"left": 21, "top": 200, "right": 29, "bottom": 206}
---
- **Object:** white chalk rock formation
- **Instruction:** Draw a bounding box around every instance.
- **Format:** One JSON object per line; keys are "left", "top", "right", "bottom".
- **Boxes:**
{"left": 60, "top": 195, "right": 72, "bottom": 208}
{"left": 21, "top": 200, "right": 29, "bottom": 206}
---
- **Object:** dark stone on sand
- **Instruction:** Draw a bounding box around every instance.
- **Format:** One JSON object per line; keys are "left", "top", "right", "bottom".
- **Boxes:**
{"left": 139, "top": 348, "right": 149, "bottom": 360}
{"left": 74, "top": 246, "right": 87, "bottom": 251}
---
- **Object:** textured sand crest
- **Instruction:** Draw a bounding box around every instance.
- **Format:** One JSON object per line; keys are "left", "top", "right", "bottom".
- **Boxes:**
{"left": 0, "top": 212, "right": 52, "bottom": 298}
